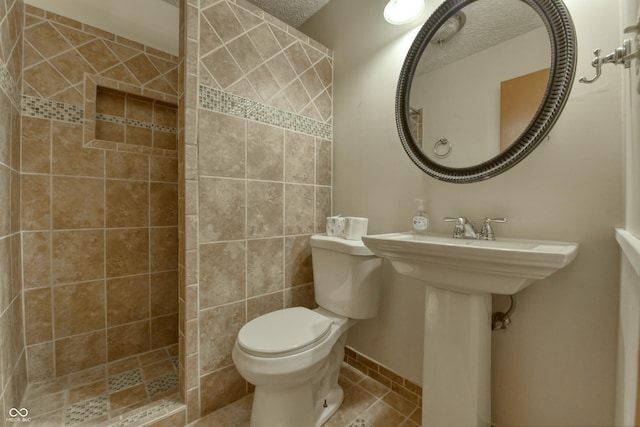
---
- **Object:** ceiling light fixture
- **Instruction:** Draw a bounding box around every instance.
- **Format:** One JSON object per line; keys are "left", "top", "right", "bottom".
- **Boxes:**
{"left": 383, "top": 0, "right": 426, "bottom": 25}
{"left": 430, "top": 12, "right": 466, "bottom": 45}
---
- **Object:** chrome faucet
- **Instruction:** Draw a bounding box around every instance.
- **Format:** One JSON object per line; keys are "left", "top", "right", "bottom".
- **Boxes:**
{"left": 444, "top": 217, "right": 507, "bottom": 240}
{"left": 443, "top": 217, "right": 478, "bottom": 239}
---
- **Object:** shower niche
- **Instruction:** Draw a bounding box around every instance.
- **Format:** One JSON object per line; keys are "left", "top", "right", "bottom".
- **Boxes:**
{"left": 90, "top": 85, "right": 178, "bottom": 153}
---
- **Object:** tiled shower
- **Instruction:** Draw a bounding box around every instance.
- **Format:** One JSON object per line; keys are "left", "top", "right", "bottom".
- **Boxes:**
{"left": 0, "top": 0, "right": 334, "bottom": 424}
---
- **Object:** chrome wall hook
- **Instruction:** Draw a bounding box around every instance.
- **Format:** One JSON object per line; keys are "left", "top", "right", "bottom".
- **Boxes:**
{"left": 579, "top": 39, "right": 635, "bottom": 83}
{"left": 580, "top": 18, "right": 640, "bottom": 84}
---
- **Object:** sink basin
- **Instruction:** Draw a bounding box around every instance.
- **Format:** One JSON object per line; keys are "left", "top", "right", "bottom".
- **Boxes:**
{"left": 362, "top": 232, "right": 578, "bottom": 294}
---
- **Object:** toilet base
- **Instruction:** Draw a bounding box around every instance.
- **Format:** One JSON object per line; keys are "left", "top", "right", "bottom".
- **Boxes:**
{"left": 315, "top": 385, "right": 344, "bottom": 427}
{"left": 250, "top": 382, "right": 315, "bottom": 427}
{"left": 246, "top": 329, "right": 348, "bottom": 427}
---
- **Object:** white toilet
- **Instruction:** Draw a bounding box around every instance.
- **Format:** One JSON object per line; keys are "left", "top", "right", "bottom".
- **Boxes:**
{"left": 232, "top": 234, "right": 382, "bottom": 427}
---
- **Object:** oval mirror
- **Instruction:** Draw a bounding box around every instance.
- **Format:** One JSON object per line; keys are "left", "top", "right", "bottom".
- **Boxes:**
{"left": 396, "top": 0, "right": 577, "bottom": 183}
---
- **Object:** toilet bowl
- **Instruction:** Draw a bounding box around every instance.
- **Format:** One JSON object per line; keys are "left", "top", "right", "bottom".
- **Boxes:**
{"left": 232, "top": 234, "right": 382, "bottom": 427}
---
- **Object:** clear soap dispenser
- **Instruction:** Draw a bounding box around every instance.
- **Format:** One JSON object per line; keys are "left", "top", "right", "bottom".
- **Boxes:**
{"left": 411, "top": 198, "right": 429, "bottom": 235}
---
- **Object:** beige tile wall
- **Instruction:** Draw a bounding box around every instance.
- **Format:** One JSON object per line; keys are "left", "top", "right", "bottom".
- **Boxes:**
{"left": 21, "top": 6, "right": 180, "bottom": 383}
{"left": 180, "top": 0, "right": 333, "bottom": 421}
{"left": 0, "top": 0, "right": 26, "bottom": 420}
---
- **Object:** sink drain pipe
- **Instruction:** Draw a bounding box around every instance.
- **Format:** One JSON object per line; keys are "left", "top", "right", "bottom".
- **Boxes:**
{"left": 492, "top": 295, "right": 516, "bottom": 330}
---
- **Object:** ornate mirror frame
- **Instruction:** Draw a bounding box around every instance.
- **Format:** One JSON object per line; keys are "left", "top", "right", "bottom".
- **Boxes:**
{"left": 396, "top": 0, "right": 577, "bottom": 183}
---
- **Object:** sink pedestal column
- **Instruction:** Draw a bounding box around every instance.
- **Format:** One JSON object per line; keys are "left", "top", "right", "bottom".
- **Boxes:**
{"left": 422, "top": 284, "right": 492, "bottom": 427}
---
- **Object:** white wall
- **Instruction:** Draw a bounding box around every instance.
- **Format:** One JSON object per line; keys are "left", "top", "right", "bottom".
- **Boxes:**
{"left": 301, "top": 0, "right": 623, "bottom": 425}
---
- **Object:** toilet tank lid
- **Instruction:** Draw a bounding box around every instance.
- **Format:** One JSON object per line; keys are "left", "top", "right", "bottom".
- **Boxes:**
{"left": 311, "top": 234, "right": 374, "bottom": 256}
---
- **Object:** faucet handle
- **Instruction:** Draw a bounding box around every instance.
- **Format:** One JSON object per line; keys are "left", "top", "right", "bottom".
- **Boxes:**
{"left": 443, "top": 216, "right": 466, "bottom": 224}
{"left": 480, "top": 217, "right": 507, "bottom": 240}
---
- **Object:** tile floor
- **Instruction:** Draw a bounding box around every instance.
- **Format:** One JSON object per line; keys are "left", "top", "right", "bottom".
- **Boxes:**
{"left": 195, "top": 362, "right": 422, "bottom": 427}
{"left": 19, "top": 345, "right": 180, "bottom": 426}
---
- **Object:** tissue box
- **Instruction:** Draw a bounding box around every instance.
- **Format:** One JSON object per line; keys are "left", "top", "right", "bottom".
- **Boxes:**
{"left": 343, "top": 217, "right": 368, "bottom": 240}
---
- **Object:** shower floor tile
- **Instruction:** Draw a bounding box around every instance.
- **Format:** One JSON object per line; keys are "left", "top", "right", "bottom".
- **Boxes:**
{"left": 21, "top": 345, "right": 179, "bottom": 426}
{"left": 196, "top": 363, "right": 422, "bottom": 427}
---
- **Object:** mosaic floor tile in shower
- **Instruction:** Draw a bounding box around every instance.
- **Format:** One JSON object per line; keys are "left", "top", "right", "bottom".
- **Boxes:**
{"left": 196, "top": 363, "right": 421, "bottom": 427}
{"left": 20, "top": 345, "right": 180, "bottom": 426}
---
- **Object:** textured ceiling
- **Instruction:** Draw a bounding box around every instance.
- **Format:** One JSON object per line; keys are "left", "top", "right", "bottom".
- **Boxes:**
{"left": 243, "top": 0, "right": 332, "bottom": 28}
{"left": 159, "top": 0, "right": 330, "bottom": 28}
{"left": 417, "top": 0, "right": 544, "bottom": 75}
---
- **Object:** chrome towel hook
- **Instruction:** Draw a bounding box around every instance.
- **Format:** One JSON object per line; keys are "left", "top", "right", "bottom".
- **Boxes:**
{"left": 580, "top": 18, "right": 640, "bottom": 84}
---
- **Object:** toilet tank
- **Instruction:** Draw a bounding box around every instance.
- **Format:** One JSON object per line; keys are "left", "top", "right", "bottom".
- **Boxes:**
{"left": 310, "top": 234, "right": 382, "bottom": 319}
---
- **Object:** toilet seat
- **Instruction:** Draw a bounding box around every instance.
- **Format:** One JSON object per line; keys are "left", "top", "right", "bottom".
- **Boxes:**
{"left": 237, "top": 307, "right": 332, "bottom": 357}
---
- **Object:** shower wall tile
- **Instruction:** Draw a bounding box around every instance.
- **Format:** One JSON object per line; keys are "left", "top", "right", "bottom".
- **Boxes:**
{"left": 26, "top": 342, "right": 54, "bottom": 382}
{"left": 199, "top": 302, "right": 245, "bottom": 375}
{"left": 151, "top": 183, "right": 179, "bottom": 226}
{"left": 198, "top": 177, "right": 246, "bottom": 242}
{"left": 106, "top": 180, "right": 149, "bottom": 227}
{"left": 285, "top": 235, "right": 314, "bottom": 288}
{"left": 51, "top": 121, "right": 105, "bottom": 177}
{"left": 22, "top": 231, "right": 51, "bottom": 288}
{"left": 151, "top": 271, "right": 179, "bottom": 317}
{"left": 285, "top": 131, "right": 315, "bottom": 184}
{"left": 21, "top": 173, "right": 50, "bottom": 230}
{"left": 0, "top": 164, "right": 10, "bottom": 235}
{"left": 247, "top": 121, "right": 284, "bottom": 181}
{"left": 106, "top": 228, "right": 150, "bottom": 277}
{"left": 52, "top": 176, "right": 104, "bottom": 229}
{"left": 316, "top": 139, "right": 332, "bottom": 186}
{"left": 21, "top": 116, "right": 51, "bottom": 174}
{"left": 315, "top": 186, "right": 332, "bottom": 234}
{"left": 247, "top": 292, "right": 283, "bottom": 321}
{"left": 53, "top": 280, "right": 106, "bottom": 338}
{"left": 107, "top": 150, "right": 149, "bottom": 180}
{"left": 150, "top": 227, "right": 179, "bottom": 270}
{"left": 24, "top": 288, "right": 52, "bottom": 345}
{"left": 197, "top": 110, "right": 245, "bottom": 178}
{"left": 151, "top": 313, "right": 179, "bottom": 348}
{"left": 152, "top": 156, "right": 179, "bottom": 182}
{"left": 247, "top": 238, "right": 284, "bottom": 297}
{"left": 55, "top": 331, "right": 107, "bottom": 376}
{"left": 107, "top": 320, "right": 150, "bottom": 361}
{"left": 184, "top": 0, "right": 333, "bottom": 419}
{"left": 247, "top": 181, "right": 284, "bottom": 238}
{"left": 199, "top": 241, "right": 246, "bottom": 309}
{"left": 22, "top": 6, "right": 180, "bottom": 384}
{"left": 106, "top": 275, "right": 151, "bottom": 326}
{"left": 284, "top": 183, "right": 315, "bottom": 235}
{"left": 52, "top": 230, "right": 105, "bottom": 284}
{"left": 199, "top": 365, "right": 245, "bottom": 417}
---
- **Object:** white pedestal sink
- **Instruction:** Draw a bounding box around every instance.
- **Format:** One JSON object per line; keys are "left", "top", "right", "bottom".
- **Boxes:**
{"left": 361, "top": 232, "right": 578, "bottom": 427}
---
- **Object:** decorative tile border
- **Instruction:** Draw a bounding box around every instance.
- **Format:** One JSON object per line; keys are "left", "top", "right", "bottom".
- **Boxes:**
{"left": 0, "top": 61, "right": 21, "bottom": 109}
{"left": 65, "top": 395, "right": 108, "bottom": 426}
{"left": 22, "top": 95, "right": 84, "bottom": 123}
{"left": 96, "top": 113, "right": 178, "bottom": 134}
{"left": 344, "top": 346, "right": 423, "bottom": 407}
{"left": 199, "top": 84, "right": 333, "bottom": 140}
{"left": 146, "top": 372, "right": 179, "bottom": 397}
{"left": 108, "top": 369, "right": 143, "bottom": 393}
